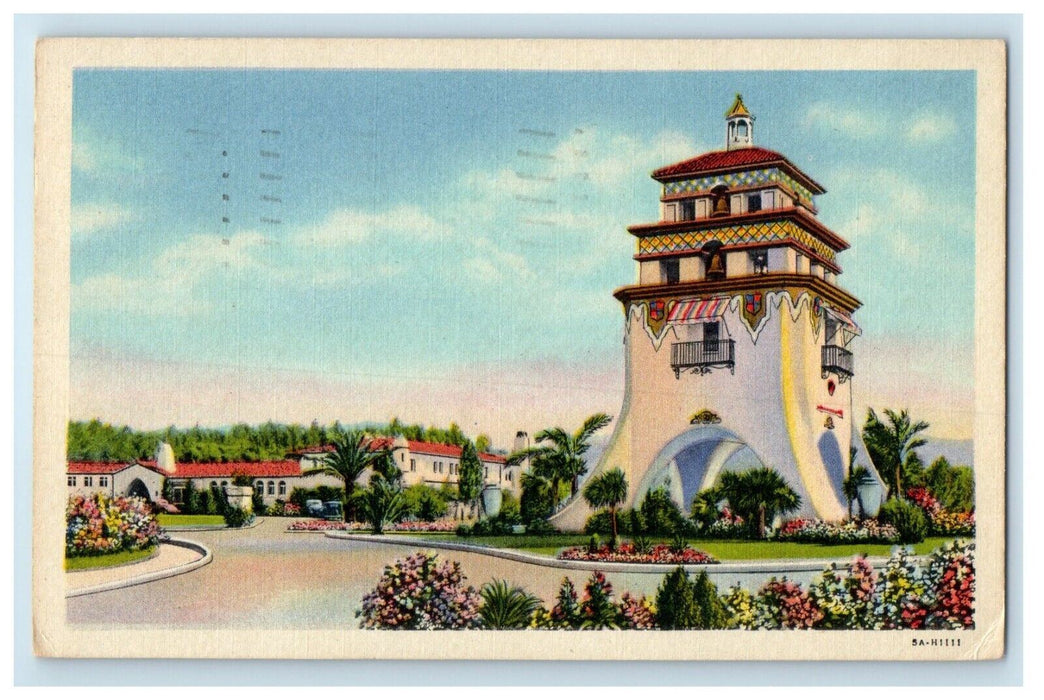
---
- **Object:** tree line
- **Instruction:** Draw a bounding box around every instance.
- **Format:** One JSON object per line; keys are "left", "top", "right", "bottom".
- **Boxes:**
{"left": 66, "top": 417, "right": 494, "bottom": 463}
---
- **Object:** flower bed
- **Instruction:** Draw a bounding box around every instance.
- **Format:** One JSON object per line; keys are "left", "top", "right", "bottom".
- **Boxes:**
{"left": 66, "top": 493, "right": 159, "bottom": 557}
{"left": 774, "top": 518, "right": 900, "bottom": 544}
{"left": 286, "top": 519, "right": 457, "bottom": 533}
{"left": 907, "top": 487, "right": 975, "bottom": 537}
{"left": 558, "top": 542, "right": 718, "bottom": 565}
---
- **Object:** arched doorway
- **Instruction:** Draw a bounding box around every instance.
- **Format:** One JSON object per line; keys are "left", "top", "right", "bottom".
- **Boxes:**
{"left": 634, "top": 425, "right": 766, "bottom": 513}
{"left": 126, "top": 478, "right": 151, "bottom": 501}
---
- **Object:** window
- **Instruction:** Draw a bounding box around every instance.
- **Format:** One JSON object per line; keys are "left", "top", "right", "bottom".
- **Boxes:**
{"left": 410, "top": 459, "right": 416, "bottom": 472}
{"left": 256, "top": 481, "right": 264, "bottom": 493}
{"left": 267, "top": 481, "right": 275, "bottom": 495}
{"left": 99, "top": 476, "right": 109, "bottom": 487}
{"left": 210, "top": 481, "right": 218, "bottom": 489}
{"left": 748, "top": 193, "right": 762, "bottom": 213}
{"left": 400, "top": 453, "right": 405, "bottom": 462}
{"left": 484, "top": 468, "right": 489, "bottom": 478}
{"left": 679, "top": 199, "right": 696, "bottom": 221}
{"left": 660, "top": 258, "right": 680, "bottom": 285}
{"left": 68, "top": 476, "right": 76, "bottom": 486}
{"left": 703, "top": 321, "right": 720, "bottom": 353}
{"left": 83, "top": 476, "right": 93, "bottom": 487}
{"left": 750, "top": 250, "right": 768, "bottom": 274}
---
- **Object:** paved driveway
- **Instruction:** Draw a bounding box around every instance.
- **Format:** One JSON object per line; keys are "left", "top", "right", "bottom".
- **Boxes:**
{"left": 66, "top": 518, "right": 812, "bottom": 629}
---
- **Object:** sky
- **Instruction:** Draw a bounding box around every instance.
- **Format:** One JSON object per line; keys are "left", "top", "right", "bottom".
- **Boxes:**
{"left": 70, "top": 69, "right": 977, "bottom": 448}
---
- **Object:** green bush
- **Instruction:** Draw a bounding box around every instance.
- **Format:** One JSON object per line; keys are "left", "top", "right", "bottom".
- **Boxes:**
{"left": 402, "top": 484, "right": 449, "bottom": 521}
{"left": 479, "top": 579, "right": 542, "bottom": 630}
{"left": 639, "top": 487, "right": 687, "bottom": 536}
{"left": 655, "top": 567, "right": 726, "bottom": 630}
{"left": 879, "top": 498, "right": 929, "bottom": 544}
{"left": 223, "top": 506, "right": 253, "bottom": 528}
{"left": 251, "top": 488, "right": 266, "bottom": 516}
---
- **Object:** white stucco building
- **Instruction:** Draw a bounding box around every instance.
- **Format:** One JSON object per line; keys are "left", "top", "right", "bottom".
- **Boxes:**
{"left": 551, "top": 95, "right": 886, "bottom": 530}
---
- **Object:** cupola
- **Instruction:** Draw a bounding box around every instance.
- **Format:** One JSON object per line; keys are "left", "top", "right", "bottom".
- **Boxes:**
{"left": 725, "top": 93, "right": 754, "bottom": 150}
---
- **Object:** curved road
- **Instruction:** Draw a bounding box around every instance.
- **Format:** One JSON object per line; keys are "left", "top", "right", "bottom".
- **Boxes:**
{"left": 67, "top": 518, "right": 819, "bottom": 628}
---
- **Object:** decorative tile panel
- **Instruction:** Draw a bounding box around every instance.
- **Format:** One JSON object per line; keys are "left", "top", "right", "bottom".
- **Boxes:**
{"left": 636, "top": 220, "right": 837, "bottom": 262}
{"left": 663, "top": 167, "right": 815, "bottom": 206}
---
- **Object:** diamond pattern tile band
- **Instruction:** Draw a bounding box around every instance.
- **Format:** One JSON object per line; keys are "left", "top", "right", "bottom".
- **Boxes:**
{"left": 636, "top": 220, "right": 837, "bottom": 262}
{"left": 662, "top": 167, "right": 815, "bottom": 206}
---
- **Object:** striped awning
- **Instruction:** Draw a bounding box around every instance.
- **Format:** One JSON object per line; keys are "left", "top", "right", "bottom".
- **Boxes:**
{"left": 825, "top": 306, "right": 862, "bottom": 336}
{"left": 667, "top": 297, "right": 729, "bottom": 324}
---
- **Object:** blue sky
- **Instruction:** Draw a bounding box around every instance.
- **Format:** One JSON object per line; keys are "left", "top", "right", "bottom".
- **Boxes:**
{"left": 71, "top": 69, "right": 977, "bottom": 444}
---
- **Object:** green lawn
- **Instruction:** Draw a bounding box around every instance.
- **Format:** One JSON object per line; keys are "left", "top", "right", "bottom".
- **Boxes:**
{"left": 157, "top": 514, "right": 225, "bottom": 526}
{"left": 402, "top": 533, "right": 959, "bottom": 560}
{"left": 65, "top": 546, "right": 156, "bottom": 571}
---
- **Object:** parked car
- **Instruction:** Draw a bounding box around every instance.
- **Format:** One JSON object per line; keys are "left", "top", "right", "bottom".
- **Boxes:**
{"left": 305, "top": 499, "right": 325, "bottom": 518}
{"left": 322, "top": 501, "right": 343, "bottom": 521}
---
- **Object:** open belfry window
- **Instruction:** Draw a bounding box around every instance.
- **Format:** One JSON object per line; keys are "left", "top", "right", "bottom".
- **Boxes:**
{"left": 750, "top": 250, "right": 768, "bottom": 274}
{"left": 824, "top": 316, "right": 840, "bottom": 345}
{"left": 748, "top": 192, "right": 762, "bottom": 213}
{"left": 661, "top": 258, "right": 680, "bottom": 284}
{"left": 679, "top": 199, "right": 696, "bottom": 221}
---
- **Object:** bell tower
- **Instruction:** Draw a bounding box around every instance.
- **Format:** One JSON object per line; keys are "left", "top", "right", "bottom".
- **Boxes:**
{"left": 550, "top": 96, "right": 886, "bottom": 531}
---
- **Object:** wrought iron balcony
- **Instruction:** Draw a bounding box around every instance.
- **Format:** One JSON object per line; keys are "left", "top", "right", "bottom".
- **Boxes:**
{"left": 670, "top": 340, "right": 735, "bottom": 378}
{"left": 821, "top": 344, "right": 854, "bottom": 382}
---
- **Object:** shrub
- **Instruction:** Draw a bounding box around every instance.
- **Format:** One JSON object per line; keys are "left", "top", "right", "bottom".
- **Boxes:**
{"left": 360, "top": 476, "right": 405, "bottom": 534}
{"left": 402, "top": 484, "right": 449, "bottom": 522}
{"left": 807, "top": 557, "right": 878, "bottom": 629}
{"left": 223, "top": 506, "right": 253, "bottom": 528}
{"left": 523, "top": 519, "right": 559, "bottom": 536}
{"left": 639, "top": 487, "right": 687, "bottom": 536}
{"left": 550, "top": 577, "right": 582, "bottom": 628}
{"left": 879, "top": 498, "right": 929, "bottom": 543}
{"left": 921, "top": 540, "right": 975, "bottom": 629}
{"left": 66, "top": 493, "right": 159, "bottom": 557}
{"left": 579, "top": 571, "right": 619, "bottom": 630}
{"left": 251, "top": 489, "right": 266, "bottom": 516}
{"left": 874, "top": 547, "right": 927, "bottom": 629}
{"left": 357, "top": 552, "right": 482, "bottom": 630}
{"left": 617, "top": 592, "right": 657, "bottom": 630}
{"left": 754, "top": 578, "right": 823, "bottom": 629}
{"left": 654, "top": 567, "right": 725, "bottom": 630}
{"left": 479, "top": 579, "right": 542, "bottom": 630}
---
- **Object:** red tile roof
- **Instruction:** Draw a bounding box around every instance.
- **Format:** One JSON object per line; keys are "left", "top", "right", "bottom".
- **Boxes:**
{"left": 170, "top": 461, "right": 303, "bottom": 478}
{"left": 67, "top": 460, "right": 163, "bottom": 475}
{"left": 68, "top": 461, "right": 134, "bottom": 475}
{"left": 291, "top": 438, "right": 507, "bottom": 464}
{"left": 652, "top": 147, "right": 825, "bottom": 194}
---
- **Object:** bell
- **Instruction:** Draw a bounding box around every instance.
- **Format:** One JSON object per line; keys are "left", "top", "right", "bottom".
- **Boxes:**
{"left": 707, "top": 253, "right": 725, "bottom": 279}
{"left": 713, "top": 195, "right": 730, "bottom": 216}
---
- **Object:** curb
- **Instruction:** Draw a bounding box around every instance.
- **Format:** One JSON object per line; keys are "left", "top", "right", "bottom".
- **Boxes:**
{"left": 66, "top": 537, "right": 212, "bottom": 598}
{"left": 161, "top": 517, "right": 263, "bottom": 533}
{"left": 324, "top": 532, "right": 925, "bottom": 575}
{"left": 63, "top": 546, "right": 162, "bottom": 573}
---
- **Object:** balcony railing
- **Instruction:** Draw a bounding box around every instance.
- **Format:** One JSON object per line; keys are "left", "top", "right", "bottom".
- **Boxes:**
{"left": 821, "top": 344, "right": 854, "bottom": 382}
{"left": 670, "top": 340, "right": 735, "bottom": 378}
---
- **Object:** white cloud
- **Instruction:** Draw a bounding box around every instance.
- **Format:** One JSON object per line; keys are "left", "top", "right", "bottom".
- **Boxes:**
{"left": 803, "top": 102, "right": 885, "bottom": 139}
{"left": 293, "top": 205, "right": 444, "bottom": 248}
{"left": 72, "top": 126, "right": 145, "bottom": 174}
{"left": 906, "top": 114, "right": 958, "bottom": 142}
{"left": 71, "top": 202, "right": 135, "bottom": 237}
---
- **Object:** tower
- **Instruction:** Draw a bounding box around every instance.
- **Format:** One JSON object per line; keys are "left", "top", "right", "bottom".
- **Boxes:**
{"left": 551, "top": 96, "right": 885, "bottom": 530}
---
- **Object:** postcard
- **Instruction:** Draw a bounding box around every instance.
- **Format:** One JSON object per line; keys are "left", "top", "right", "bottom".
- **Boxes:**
{"left": 33, "top": 38, "right": 1006, "bottom": 660}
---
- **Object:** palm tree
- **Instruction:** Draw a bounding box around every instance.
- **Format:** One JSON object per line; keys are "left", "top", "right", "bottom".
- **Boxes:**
{"left": 478, "top": 579, "right": 542, "bottom": 630}
{"left": 843, "top": 466, "right": 873, "bottom": 522}
{"left": 716, "top": 468, "right": 801, "bottom": 538}
{"left": 507, "top": 413, "right": 613, "bottom": 503}
{"left": 302, "top": 430, "right": 385, "bottom": 519}
{"left": 862, "top": 408, "right": 929, "bottom": 500}
{"left": 361, "top": 474, "right": 405, "bottom": 534}
{"left": 582, "top": 467, "right": 628, "bottom": 548}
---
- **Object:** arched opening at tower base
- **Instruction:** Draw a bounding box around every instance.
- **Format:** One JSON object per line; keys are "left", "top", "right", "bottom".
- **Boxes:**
{"left": 126, "top": 478, "right": 150, "bottom": 501}
{"left": 634, "top": 425, "right": 768, "bottom": 513}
